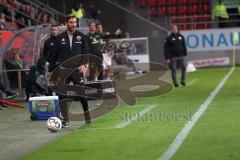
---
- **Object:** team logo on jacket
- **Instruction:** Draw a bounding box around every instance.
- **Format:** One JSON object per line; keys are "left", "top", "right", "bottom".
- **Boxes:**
{"left": 76, "top": 36, "right": 81, "bottom": 41}
{"left": 61, "top": 38, "right": 65, "bottom": 42}
{"left": 178, "top": 36, "right": 182, "bottom": 40}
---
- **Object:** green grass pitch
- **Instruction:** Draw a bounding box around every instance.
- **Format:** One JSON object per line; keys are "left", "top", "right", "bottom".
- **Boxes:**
{"left": 21, "top": 67, "right": 240, "bottom": 160}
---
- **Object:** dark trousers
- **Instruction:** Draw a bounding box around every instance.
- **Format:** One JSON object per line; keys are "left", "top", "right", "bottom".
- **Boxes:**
{"left": 169, "top": 56, "right": 187, "bottom": 86}
{"left": 59, "top": 97, "right": 89, "bottom": 122}
{"left": 0, "top": 82, "right": 6, "bottom": 92}
{"left": 217, "top": 17, "right": 227, "bottom": 28}
{"left": 59, "top": 70, "right": 89, "bottom": 122}
{"left": 88, "top": 55, "right": 103, "bottom": 81}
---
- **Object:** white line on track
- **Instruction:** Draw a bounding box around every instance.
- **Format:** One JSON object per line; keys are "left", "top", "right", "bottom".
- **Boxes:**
{"left": 158, "top": 67, "right": 235, "bottom": 160}
{"left": 187, "top": 78, "right": 198, "bottom": 86}
{"left": 115, "top": 105, "right": 158, "bottom": 129}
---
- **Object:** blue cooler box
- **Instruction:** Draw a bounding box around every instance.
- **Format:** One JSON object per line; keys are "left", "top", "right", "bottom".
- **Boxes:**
{"left": 29, "top": 96, "right": 60, "bottom": 120}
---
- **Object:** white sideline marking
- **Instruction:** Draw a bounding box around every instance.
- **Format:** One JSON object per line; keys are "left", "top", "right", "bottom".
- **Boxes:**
{"left": 159, "top": 67, "right": 235, "bottom": 160}
{"left": 83, "top": 127, "right": 115, "bottom": 131}
{"left": 187, "top": 78, "right": 197, "bottom": 86}
{"left": 115, "top": 105, "right": 158, "bottom": 129}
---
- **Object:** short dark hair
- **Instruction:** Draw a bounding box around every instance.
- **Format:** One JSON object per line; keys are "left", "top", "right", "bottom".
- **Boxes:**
{"left": 66, "top": 15, "right": 76, "bottom": 22}
{"left": 37, "top": 58, "right": 46, "bottom": 68}
{"left": 96, "top": 23, "right": 102, "bottom": 27}
{"left": 50, "top": 25, "right": 58, "bottom": 29}
{"left": 88, "top": 22, "right": 96, "bottom": 26}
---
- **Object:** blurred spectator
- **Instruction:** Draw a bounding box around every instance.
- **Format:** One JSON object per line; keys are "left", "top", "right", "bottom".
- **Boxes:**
{"left": 96, "top": 23, "right": 110, "bottom": 36}
{"left": 212, "top": 0, "right": 229, "bottom": 28}
{"left": 42, "top": 25, "right": 59, "bottom": 65}
{"left": 15, "top": 4, "right": 27, "bottom": 28}
{"left": 28, "top": 9, "right": 37, "bottom": 26}
{"left": 37, "top": 5, "right": 47, "bottom": 17}
{"left": 0, "top": 13, "right": 6, "bottom": 22}
{"left": 12, "top": 50, "right": 26, "bottom": 68}
{"left": 0, "top": 1, "right": 12, "bottom": 22}
{"left": 41, "top": 13, "right": 50, "bottom": 26}
{"left": 96, "top": 23, "right": 122, "bottom": 39}
{"left": 1, "top": 1, "right": 57, "bottom": 28}
{"left": 71, "top": 2, "right": 85, "bottom": 27}
{"left": 88, "top": 4, "right": 101, "bottom": 20}
{"left": 4, "top": 49, "right": 28, "bottom": 88}
{"left": 25, "top": 58, "right": 47, "bottom": 100}
{"left": 0, "top": 0, "right": 9, "bottom": 15}
{"left": 48, "top": 14, "right": 56, "bottom": 25}
{"left": 25, "top": 4, "right": 31, "bottom": 15}
{"left": 7, "top": 0, "right": 17, "bottom": 9}
{"left": 125, "top": 32, "right": 130, "bottom": 38}
{"left": 0, "top": 13, "right": 6, "bottom": 30}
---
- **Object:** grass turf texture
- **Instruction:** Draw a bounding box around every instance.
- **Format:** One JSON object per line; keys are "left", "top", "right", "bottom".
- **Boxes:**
{"left": 21, "top": 67, "right": 239, "bottom": 160}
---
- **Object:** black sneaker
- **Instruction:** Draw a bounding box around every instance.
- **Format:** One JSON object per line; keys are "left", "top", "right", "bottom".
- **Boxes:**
{"left": 62, "top": 121, "right": 71, "bottom": 128}
{"left": 181, "top": 82, "right": 186, "bottom": 87}
{"left": 5, "top": 90, "right": 17, "bottom": 99}
{"left": 0, "top": 103, "right": 8, "bottom": 109}
{"left": 174, "top": 83, "right": 179, "bottom": 88}
{"left": 84, "top": 111, "right": 91, "bottom": 124}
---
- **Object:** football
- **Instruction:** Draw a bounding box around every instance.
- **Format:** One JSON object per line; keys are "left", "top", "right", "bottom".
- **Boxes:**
{"left": 47, "top": 117, "right": 62, "bottom": 132}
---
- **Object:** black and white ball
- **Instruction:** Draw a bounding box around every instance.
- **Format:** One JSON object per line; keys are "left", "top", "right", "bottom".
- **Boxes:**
{"left": 47, "top": 117, "right": 62, "bottom": 132}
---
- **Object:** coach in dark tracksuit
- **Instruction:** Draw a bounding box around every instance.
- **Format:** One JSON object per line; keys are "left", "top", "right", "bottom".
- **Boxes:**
{"left": 164, "top": 24, "right": 187, "bottom": 87}
{"left": 42, "top": 25, "right": 59, "bottom": 65}
{"left": 51, "top": 15, "right": 91, "bottom": 127}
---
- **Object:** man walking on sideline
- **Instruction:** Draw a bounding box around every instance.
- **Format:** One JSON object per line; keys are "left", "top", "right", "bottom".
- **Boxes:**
{"left": 164, "top": 24, "right": 187, "bottom": 87}
{"left": 50, "top": 15, "right": 91, "bottom": 127}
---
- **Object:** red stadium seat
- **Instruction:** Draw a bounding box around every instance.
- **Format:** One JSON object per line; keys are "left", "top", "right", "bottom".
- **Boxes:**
{"left": 5, "top": 22, "right": 19, "bottom": 30}
{"left": 179, "top": 5, "right": 188, "bottom": 14}
{"left": 197, "top": 24, "right": 205, "bottom": 29}
{"left": 193, "top": 14, "right": 199, "bottom": 22}
{"left": 203, "top": 5, "right": 210, "bottom": 13}
{"left": 191, "top": 0, "right": 198, "bottom": 5}
{"left": 186, "top": 24, "right": 193, "bottom": 30}
{"left": 168, "top": 6, "right": 177, "bottom": 15}
{"left": 203, "top": 0, "right": 210, "bottom": 4}
{"left": 148, "top": 0, "right": 157, "bottom": 7}
{"left": 159, "top": 6, "right": 167, "bottom": 16}
{"left": 202, "top": 14, "right": 211, "bottom": 22}
{"left": 191, "top": 5, "right": 198, "bottom": 14}
{"left": 171, "top": 16, "right": 179, "bottom": 23}
{"left": 169, "top": 0, "right": 178, "bottom": 5}
{"left": 138, "top": 0, "right": 147, "bottom": 6}
{"left": 196, "top": 15, "right": 204, "bottom": 22}
{"left": 159, "top": 0, "right": 167, "bottom": 6}
{"left": 179, "top": 0, "right": 187, "bottom": 5}
{"left": 177, "top": 15, "right": 188, "bottom": 23}
{"left": 196, "top": 5, "right": 203, "bottom": 13}
{"left": 178, "top": 24, "right": 187, "bottom": 31}
{"left": 149, "top": 7, "right": 158, "bottom": 16}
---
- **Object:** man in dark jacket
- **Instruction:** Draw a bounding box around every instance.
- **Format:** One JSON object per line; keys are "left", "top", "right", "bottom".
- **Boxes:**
{"left": 51, "top": 15, "right": 90, "bottom": 127}
{"left": 42, "top": 25, "right": 59, "bottom": 65}
{"left": 164, "top": 24, "right": 187, "bottom": 87}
